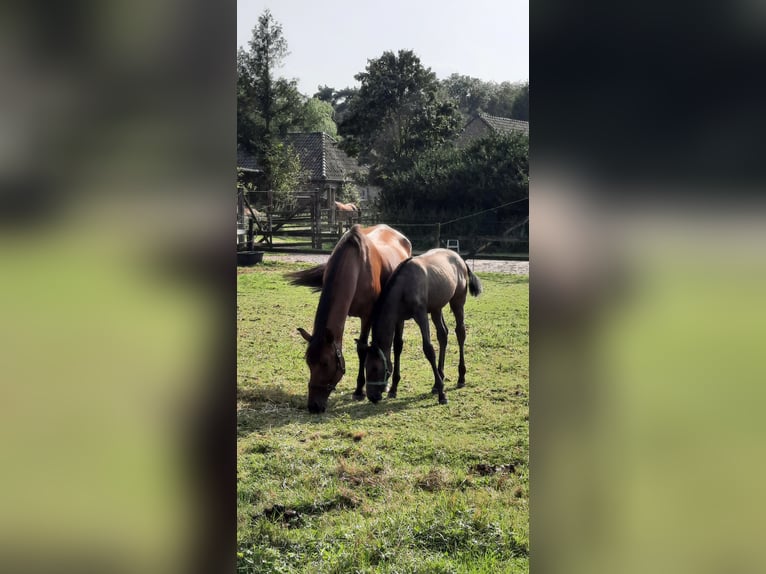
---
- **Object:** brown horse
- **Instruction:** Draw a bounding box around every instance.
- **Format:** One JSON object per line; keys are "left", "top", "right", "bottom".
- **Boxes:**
{"left": 364, "top": 248, "right": 482, "bottom": 405}
{"left": 287, "top": 224, "right": 412, "bottom": 413}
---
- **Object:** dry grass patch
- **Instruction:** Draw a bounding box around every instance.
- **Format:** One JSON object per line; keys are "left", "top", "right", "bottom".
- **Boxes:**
{"left": 416, "top": 467, "right": 452, "bottom": 492}
{"left": 336, "top": 458, "right": 385, "bottom": 488}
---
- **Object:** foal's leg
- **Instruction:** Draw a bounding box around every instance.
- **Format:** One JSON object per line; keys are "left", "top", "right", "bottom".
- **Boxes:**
{"left": 352, "top": 318, "right": 371, "bottom": 400}
{"left": 430, "top": 310, "right": 449, "bottom": 393}
{"left": 450, "top": 301, "right": 467, "bottom": 388}
{"left": 413, "top": 310, "right": 447, "bottom": 405}
{"left": 388, "top": 320, "right": 405, "bottom": 398}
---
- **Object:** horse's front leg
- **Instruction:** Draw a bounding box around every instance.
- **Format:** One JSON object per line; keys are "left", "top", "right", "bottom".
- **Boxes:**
{"left": 352, "top": 318, "right": 371, "bottom": 400}
{"left": 388, "top": 320, "right": 405, "bottom": 398}
{"left": 414, "top": 310, "right": 447, "bottom": 405}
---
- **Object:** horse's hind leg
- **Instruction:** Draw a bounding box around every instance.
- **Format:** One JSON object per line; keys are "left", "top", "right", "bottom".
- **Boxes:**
{"left": 430, "top": 310, "right": 449, "bottom": 392}
{"left": 352, "top": 318, "right": 371, "bottom": 400}
{"left": 388, "top": 320, "right": 405, "bottom": 398}
{"left": 414, "top": 310, "right": 447, "bottom": 405}
{"left": 450, "top": 301, "right": 467, "bottom": 388}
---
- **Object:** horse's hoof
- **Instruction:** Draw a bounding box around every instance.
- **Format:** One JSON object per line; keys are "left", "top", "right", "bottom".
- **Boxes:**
{"left": 352, "top": 392, "right": 365, "bottom": 401}
{"left": 439, "top": 397, "right": 449, "bottom": 405}
{"left": 387, "top": 391, "right": 397, "bottom": 399}
{"left": 431, "top": 386, "right": 439, "bottom": 395}
{"left": 456, "top": 381, "right": 466, "bottom": 389}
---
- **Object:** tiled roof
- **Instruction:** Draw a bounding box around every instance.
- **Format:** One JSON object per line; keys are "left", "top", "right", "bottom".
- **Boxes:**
{"left": 237, "top": 147, "right": 261, "bottom": 172}
{"left": 283, "top": 132, "right": 366, "bottom": 183}
{"left": 477, "top": 113, "right": 529, "bottom": 135}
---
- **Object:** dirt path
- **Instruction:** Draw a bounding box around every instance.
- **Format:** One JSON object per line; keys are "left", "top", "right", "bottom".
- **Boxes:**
{"left": 267, "top": 253, "right": 528, "bottom": 275}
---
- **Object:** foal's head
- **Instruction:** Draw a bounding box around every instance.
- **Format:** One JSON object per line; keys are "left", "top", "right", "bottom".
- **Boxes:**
{"left": 298, "top": 327, "right": 345, "bottom": 414}
{"left": 364, "top": 343, "right": 391, "bottom": 403}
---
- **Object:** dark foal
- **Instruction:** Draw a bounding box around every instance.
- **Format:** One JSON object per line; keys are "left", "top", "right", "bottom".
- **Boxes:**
{"left": 364, "top": 249, "right": 482, "bottom": 405}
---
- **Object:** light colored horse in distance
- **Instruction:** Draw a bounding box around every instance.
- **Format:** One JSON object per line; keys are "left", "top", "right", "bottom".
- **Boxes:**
{"left": 334, "top": 201, "right": 358, "bottom": 212}
{"left": 334, "top": 201, "right": 359, "bottom": 230}
{"left": 364, "top": 248, "right": 482, "bottom": 405}
{"left": 287, "top": 224, "right": 412, "bottom": 414}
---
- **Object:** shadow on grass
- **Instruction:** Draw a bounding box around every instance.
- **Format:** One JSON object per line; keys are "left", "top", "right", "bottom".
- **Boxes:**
{"left": 238, "top": 382, "right": 453, "bottom": 432}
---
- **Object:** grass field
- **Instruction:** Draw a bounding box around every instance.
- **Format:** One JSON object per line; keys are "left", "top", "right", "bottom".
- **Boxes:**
{"left": 237, "top": 260, "right": 529, "bottom": 573}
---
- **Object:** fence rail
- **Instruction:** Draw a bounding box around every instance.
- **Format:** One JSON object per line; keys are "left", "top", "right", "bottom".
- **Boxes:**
{"left": 238, "top": 190, "right": 528, "bottom": 256}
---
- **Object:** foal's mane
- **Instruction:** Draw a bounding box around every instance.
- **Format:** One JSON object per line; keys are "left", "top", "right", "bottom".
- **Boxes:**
{"left": 306, "top": 226, "right": 366, "bottom": 362}
{"left": 370, "top": 256, "right": 414, "bottom": 328}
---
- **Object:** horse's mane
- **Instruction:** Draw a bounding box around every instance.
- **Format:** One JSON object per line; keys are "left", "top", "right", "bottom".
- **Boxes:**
{"left": 306, "top": 226, "right": 365, "bottom": 362}
{"left": 370, "top": 256, "right": 414, "bottom": 328}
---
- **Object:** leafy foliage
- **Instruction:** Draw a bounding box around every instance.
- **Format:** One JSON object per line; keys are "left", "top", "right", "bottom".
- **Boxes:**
{"left": 266, "top": 143, "right": 303, "bottom": 210}
{"left": 382, "top": 132, "right": 529, "bottom": 238}
{"left": 300, "top": 98, "right": 337, "bottom": 136}
{"left": 314, "top": 85, "right": 358, "bottom": 126}
{"left": 441, "top": 74, "right": 496, "bottom": 117}
{"left": 339, "top": 50, "right": 462, "bottom": 183}
{"left": 509, "top": 83, "right": 529, "bottom": 122}
{"left": 336, "top": 181, "right": 360, "bottom": 205}
{"left": 237, "top": 10, "right": 305, "bottom": 190}
{"left": 441, "top": 74, "right": 529, "bottom": 121}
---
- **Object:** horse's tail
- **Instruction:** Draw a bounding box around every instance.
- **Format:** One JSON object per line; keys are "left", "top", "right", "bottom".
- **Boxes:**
{"left": 285, "top": 264, "right": 325, "bottom": 293}
{"left": 467, "top": 268, "right": 483, "bottom": 297}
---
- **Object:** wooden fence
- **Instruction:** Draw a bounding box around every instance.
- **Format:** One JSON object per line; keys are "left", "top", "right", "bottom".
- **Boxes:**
{"left": 238, "top": 190, "right": 528, "bottom": 257}
{"left": 239, "top": 189, "right": 362, "bottom": 251}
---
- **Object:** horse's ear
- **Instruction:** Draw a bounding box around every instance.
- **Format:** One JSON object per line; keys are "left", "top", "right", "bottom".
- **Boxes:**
{"left": 297, "top": 327, "right": 311, "bottom": 343}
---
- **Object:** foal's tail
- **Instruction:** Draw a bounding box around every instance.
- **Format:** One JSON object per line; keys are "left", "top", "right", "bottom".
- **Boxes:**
{"left": 285, "top": 264, "right": 325, "bottom": 293}
{"left": 468, "top": 269, "right": 483, "bottom": 297}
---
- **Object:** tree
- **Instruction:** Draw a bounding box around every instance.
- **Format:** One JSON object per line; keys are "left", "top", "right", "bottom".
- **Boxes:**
{"left": 339, "top": 50, "right": 461, "bottom": 182}
{"left": 381, "top": 132, "right": 528, "bottom": 244}
{"left": 441, "top": 75, "right": 528, "bottom": 121}
{"left": 237, "top": 9, "right": 304, "bottom": 189}
{"left": 509, "top": 82, "right": 529, "bottom": 122}
{"left": 441, "top": 74, "right": 494, "bottom": 117}
{"left": 337, "top": 181, "right": 360, "bottom": 205}
{"left": 267, "top": 142, "right": 303, "bottom": 210}
{"left": 314, "top": 85, "right": 358, "bottom": 125}
{"left": 300, "top": 98, "right": 337, "bottom": 136}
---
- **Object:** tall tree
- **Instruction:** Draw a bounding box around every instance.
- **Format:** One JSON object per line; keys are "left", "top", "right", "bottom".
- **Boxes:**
{"left": 237, "top": 9, "right": 304, "bottom": 189}
{"left": 300, "top": 98, "right": 337, "bottom": 136}
{"left": 339, "top": 50, "right": 461, "bottom": 182}
{"left": 314, "top": 85, "right": 358, "bottom": 125}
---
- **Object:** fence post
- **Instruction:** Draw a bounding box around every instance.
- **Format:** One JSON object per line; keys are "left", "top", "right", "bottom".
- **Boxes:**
{"left": 246, "top": 218, "right": 254, "bottom": 251}
{"left": 435, "top": 222, "right": 441, "bottom": 249}
{"left": 312, "top": 192, "right": 321, "bottom": 249}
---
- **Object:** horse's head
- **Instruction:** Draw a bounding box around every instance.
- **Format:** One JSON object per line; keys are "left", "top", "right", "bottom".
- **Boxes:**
{"left": 298, "top": 327, "right": 345, "bottom": 414}
{"left": 364, "top": 343, "right": 391, "bottom": 404}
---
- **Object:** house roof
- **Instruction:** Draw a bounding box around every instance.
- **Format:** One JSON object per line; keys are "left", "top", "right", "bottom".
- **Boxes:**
{"left": 237, "top": 147, "right": 262, "bottom": 172}
{"left": 282, "top": 132, "right": 366, "bottom": 183}
{"left": 476, "top": 113, "right": 529, "bottom": 136}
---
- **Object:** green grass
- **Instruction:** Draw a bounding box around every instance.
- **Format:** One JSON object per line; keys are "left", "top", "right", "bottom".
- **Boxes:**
{"left": 237, "top": 260, "right": 529, "bottom": 573}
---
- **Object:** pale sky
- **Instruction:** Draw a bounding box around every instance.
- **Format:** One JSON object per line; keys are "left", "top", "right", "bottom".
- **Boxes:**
{"left": 237, "top": 0, "right": 528, "bottom": 97}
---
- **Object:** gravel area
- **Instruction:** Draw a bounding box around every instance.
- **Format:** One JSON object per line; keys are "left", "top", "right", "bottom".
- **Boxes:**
{"left": 267, "top": 252, "right": 528, "bottom": 275}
